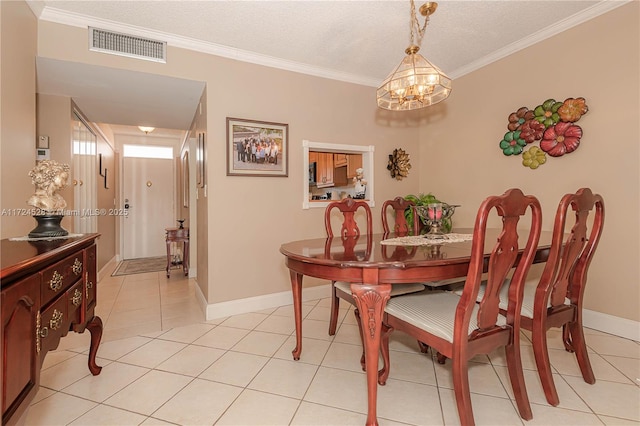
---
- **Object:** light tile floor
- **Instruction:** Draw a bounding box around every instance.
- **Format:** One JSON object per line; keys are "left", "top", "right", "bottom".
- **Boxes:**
{"left": 23, "top": 262, "right": 640, "bottom": 425}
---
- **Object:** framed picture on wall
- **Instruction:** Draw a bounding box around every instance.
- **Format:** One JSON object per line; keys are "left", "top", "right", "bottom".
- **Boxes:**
{"left": 196, "top": 132, "right": 205, "bottom": 188}
{"left": 226, "top": 117, "right": 288, "bottom": 177}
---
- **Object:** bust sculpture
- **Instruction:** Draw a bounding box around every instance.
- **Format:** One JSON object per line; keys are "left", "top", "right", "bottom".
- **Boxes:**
{"left": 26, "top": 160, "right": 70, "bottom": 237}
{"left": 27, "top": 160, "right": 70, "bottom": 213}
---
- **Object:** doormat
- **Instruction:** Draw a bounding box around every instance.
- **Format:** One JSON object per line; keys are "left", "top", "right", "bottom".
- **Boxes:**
{"left": 112, "top": 256, "right": 166, "bottom": 276}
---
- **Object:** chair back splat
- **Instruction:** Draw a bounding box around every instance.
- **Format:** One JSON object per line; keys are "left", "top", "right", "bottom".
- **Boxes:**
{"left": 467, "top": 189, "right": 542, "bottom": 335}
{"left": 325, "top": 198, "right": 372, "bottom": 239}
{"left": 380, "top": 188, "right": 542, "bottom": 426}
{"left": 381, "top": 196, "right": 418, "bottom": 236}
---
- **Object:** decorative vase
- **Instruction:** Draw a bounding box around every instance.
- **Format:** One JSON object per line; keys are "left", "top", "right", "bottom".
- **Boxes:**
{"left": 28, "top": 215, "right": 68, "bottom": 238}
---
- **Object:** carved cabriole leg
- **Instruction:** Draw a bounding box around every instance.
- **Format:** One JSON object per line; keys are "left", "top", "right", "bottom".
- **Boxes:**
{"left": 290, "top": 270, "right": 303, "bottom": 361}
{"left": 86, "top": 316, "right": 103, "bottom": 375}
{"left": 378, "top": 322, "right": 393, "bottom": 385}
{"left": 351, "top": 276, "right": 391, "bottom": 426}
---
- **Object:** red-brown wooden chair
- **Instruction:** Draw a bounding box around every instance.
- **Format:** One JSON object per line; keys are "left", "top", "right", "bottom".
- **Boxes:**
{"left": 381, "top": 196, "right": 419, "bottom": 236}
{"left": 379, "top": 188, "right": 542, "bottom": 426}
{"left": 327, "top": 198, "right": 425, "bottom": 336}
{"left": 495, "top": 188, "right": 604, "bottom": 406}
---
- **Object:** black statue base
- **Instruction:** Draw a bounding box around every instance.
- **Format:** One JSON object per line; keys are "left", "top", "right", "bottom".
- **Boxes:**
{"left": 28, "top": 215, "right": 68, "bottom": 238}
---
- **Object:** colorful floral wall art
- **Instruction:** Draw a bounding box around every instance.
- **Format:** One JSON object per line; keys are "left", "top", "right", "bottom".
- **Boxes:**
{"left": 499, "top": 97, "right": 588, "bottom": 169}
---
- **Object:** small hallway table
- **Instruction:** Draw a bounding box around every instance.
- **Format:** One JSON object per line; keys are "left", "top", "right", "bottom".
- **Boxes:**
{"left": 165, "top": 227, "right": 189, "bottom": 277}
{"left": 279, "top": 229, "right": 552, "bottom": 426}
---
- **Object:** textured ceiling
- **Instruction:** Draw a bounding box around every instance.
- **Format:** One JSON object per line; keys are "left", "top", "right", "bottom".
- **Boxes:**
{"left": 29, "top": 0, "right": 624, "bottom": 132}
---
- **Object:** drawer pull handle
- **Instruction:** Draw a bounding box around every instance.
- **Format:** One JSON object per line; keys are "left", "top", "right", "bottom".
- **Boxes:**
{"left": 72, "top": 258, "right": 83, "bottom": 275}
{"left": 72, "top": 288, "right": 82, "bottom": 306}
{"left": 40, "top": 327, "right": 49, "bottom": 338}
{"left": 49, "top": 271, "right": 64, "bottom": 292}
{"left": 87, "top": 281, "right": 93, "bottom": 290}
{"left": 50, "top": 309, "right": 63, "bottom": 330}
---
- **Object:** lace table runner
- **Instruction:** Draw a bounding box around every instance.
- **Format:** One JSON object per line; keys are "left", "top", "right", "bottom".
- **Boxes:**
{"left": 10, "top": 233, "right": 84, "bottom": 242}
{"left": 381, "top": 233, "right": 474, "bottom": 246}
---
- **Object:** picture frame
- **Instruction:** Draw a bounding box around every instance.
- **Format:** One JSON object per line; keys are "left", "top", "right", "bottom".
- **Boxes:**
{"left": 182, "top": 150, "right": 189, "bottom": 207}
{"left": 196, "top": 132, "right": 205, "bottom": 188}
{"left": 98, "top": 153, "right": 105, "bottom": 176}
{"left": 226, "top": 117, "right": 288, "bottom": 177}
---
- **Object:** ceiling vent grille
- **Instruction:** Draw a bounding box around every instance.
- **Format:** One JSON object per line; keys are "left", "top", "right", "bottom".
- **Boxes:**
{"left": 89, "top": 27, "right": 166, "bottom": 63}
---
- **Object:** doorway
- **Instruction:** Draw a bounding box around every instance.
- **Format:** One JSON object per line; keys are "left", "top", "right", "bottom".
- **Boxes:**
{"left": 122, "top": 152, "right": 175, "bottom": 259}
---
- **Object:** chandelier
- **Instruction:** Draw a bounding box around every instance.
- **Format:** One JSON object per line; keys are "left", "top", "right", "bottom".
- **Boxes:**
{"left": 376, "top": 1, "right": 451, "bottom": 111}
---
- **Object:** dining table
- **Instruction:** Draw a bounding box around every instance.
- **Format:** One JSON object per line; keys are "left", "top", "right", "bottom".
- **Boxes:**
{"left": 280, "top": 228, "right": 553, "bottom": 426}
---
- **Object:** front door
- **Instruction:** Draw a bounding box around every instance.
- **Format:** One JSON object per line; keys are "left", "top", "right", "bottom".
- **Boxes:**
{"left": 123, "top": 157, "right": 175, "bottom": 259}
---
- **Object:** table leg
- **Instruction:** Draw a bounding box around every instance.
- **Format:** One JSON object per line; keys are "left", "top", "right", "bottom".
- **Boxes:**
{"left": 289, "top": 270, "right": 303, "bottom": 360}
{"left": 351, "top": 280, "right": 390, "bottom": 426}
{"left": 165, "top": 239, "right": 171, "bottom": 277}
{"left": 183, "top": 241, "right": 189, "bottom": 276}
{"left": 86, "top": 315, "right": 103, "bottom": 375}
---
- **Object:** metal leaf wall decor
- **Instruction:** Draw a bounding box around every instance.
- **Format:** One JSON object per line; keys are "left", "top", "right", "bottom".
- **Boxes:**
{"left": 499, "top": 97, "right": 588, "bottom": 169}
{"left": 387, "top": 148, "right": 411, "bottom": 180}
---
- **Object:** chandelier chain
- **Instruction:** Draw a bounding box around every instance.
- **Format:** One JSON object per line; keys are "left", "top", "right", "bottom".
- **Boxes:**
{"left": 409, "top": 0, "right": 430, "bottom": 47}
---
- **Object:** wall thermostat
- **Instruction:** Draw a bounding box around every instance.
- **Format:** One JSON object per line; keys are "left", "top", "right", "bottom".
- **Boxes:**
{"left": 38, "top": 135, "right": 50, "bottom": 149}
{"left": 36, "top": 148, "right": 50, "bottom": 161}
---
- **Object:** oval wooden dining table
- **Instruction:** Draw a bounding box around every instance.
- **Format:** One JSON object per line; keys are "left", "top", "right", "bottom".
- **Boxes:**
{"left": 280, "top": 229, "right": 552, "bottom": 426}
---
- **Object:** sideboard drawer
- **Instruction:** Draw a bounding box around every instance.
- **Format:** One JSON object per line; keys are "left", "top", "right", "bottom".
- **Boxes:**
{"left": 66, "top": 280, "right": 84, "bottom": 327}
{"left": 40, "top": 254, "right": 83, "bottom": 307}
{"left": 38, "top": 295, "right": 68, "bottom": 356}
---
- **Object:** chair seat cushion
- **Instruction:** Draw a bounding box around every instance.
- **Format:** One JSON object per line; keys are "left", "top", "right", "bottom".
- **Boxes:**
{"left": 384, "top": 291, "right": 506, "bottom": 343}
{"left": 334, "top": 281, "right": 425, "bottom": 297}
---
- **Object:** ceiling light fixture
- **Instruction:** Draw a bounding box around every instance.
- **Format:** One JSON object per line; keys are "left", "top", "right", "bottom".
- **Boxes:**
{"left": 377, "top": 1, "right": 451, "bottom": 111}
{"left": 138, "top": 126, "right": 155, "bottom": 134}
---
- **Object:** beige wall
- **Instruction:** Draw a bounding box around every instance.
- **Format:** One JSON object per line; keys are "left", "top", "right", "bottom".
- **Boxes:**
{"left": 1, "top": 1, "right": 37, "bottom": 238}
{"left": 36, "top": 94, "right": 73, "bottom": 231}
{"left": 417, "top": 2, "right": 639, "bottom": 323}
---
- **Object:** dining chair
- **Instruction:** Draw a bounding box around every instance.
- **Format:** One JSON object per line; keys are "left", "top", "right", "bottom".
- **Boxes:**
{"left": 381, "top": 196, "right": 420, "bottom": 236}
{"left": 485, "top": 188, "right": 604, "bottom": 406}
{"left": 326, "top": 198, "right": 425, "bottom": 337}
{"left": 379, "top": 188, "right": 542, "bottom": 426}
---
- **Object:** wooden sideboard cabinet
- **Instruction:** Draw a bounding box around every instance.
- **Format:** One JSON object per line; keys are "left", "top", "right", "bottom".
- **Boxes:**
{"left": 1, "top": 233, "right": 103, "bottom": 425}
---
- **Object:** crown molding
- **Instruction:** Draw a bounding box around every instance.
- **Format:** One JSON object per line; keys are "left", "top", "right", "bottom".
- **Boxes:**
{"left": 38, "top": 7, "right": 380, "bottom": 87}
{"left": 450, "top": 0, "right": 631, "bottom": 79}
{"left": 39, "top": 2, "right": 630, "bottom": 86}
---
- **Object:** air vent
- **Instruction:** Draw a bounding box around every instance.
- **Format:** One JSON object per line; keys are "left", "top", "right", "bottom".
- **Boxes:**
{"left": 89, "top": 27, "right": 166, "bottom": 63}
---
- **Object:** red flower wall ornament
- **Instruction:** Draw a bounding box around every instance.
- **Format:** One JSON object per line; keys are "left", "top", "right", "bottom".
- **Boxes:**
{"left": 499, "top": 97, "right": 588, "bottom": 168}
{"left": 540, "top": 122, "right": 582, "bottom": 157}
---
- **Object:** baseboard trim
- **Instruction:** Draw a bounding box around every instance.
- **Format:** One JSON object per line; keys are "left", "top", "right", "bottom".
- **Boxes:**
{"left": 193, "top": 284, "right": 638, "bottom": 341}
{"left": 201, "top": 284, "right": 331, "bottom": 320}
{"left": 583, "top": 309, "right": 639, "bottom": 341}
{"left": 98, "top": 256, "right": 117, "bottom": 282}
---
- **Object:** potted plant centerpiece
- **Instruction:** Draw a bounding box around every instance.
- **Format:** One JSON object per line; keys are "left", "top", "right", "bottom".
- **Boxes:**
{"left": 404, "top": 193, "right": 458, "bottom": 235}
